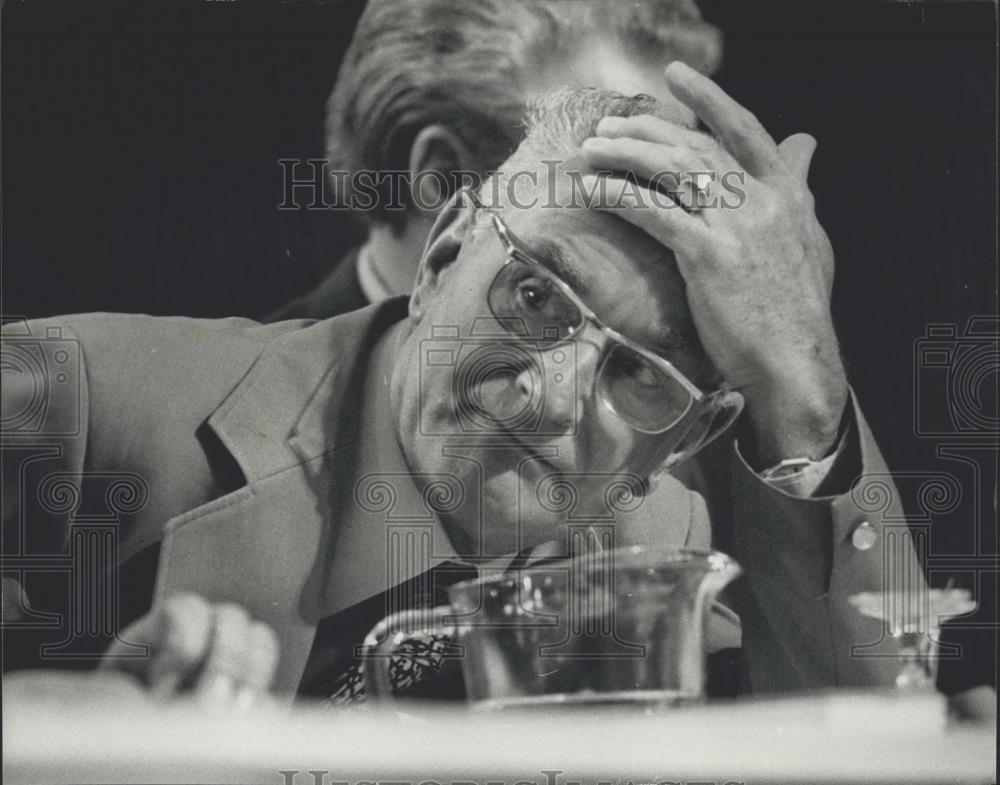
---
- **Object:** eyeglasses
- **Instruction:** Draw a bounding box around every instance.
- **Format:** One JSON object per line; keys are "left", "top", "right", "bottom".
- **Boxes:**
{"left": 467, "top": 190, "right": 743, "bottom": 467}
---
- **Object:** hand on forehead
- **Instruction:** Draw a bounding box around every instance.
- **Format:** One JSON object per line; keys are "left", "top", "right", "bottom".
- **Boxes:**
{"left": 479, "top": 188, "right": 705, "bottom": 379}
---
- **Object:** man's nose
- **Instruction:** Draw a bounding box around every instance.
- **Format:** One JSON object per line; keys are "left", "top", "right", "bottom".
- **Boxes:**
{"left": 514, "top": 341, "right": 602, "bottom": 433}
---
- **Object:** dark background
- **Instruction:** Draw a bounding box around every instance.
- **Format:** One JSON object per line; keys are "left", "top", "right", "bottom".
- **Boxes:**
{"left": 2, "top": 1, "right": 997, "bottom": 687}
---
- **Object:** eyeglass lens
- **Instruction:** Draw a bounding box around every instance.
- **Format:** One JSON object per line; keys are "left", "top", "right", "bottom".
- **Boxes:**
{"left": 488, "top": 256, "right": 695, "bottom": 433}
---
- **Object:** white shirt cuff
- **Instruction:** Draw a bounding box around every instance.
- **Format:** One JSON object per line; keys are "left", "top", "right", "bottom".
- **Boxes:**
{"left": 757, "top": 422, "right": 852, "bottom": 498}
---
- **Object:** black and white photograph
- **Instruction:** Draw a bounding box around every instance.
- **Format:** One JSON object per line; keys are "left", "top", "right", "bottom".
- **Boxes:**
{"left": 1, "top": 0, "right": 996, "bottom": 782}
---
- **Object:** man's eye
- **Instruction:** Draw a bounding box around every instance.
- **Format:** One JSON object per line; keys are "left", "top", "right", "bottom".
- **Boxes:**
{"left": 515, "top": 278, "right": 552, "bottom": 311}
{"left": 611, "top": 352, "right": 660, "bottom": 388}
{"left": 630, "top": 364, "right": 660, "bottom": 389}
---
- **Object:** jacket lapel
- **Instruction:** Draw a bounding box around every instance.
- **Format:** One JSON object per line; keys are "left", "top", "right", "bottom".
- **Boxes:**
{"left": 154, "top": 299, "right": 409, "bottom": 695}
{"left": 154, "top": 471, "right": 324, "bottom": 694}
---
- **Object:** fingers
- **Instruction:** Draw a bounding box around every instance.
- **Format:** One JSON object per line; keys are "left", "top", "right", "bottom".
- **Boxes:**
{"left": 194, "top": 603, "right": 249, "bottom": 703}
{"left": 103, "top": 593, "right": 280, "bottom": 707}
{"left": 102, "top": 608, "right": 159, "bottom": 670}
{"left": 580, "top": 175, "right": 710, "bottom": 260}
{"left": 102, "top": 591, "right": 212, "bottom": 693}
{"left": 192, "top": 604, "right": 280, "bottom": 708}
{"left": 244, "top": 621, "right": 280, "bottom": 698}
{"left": 149, "top": 593, "right": 214, "bottom": 696}
{"left": 777, "top": 133, "right": 817, "bottom": 181}
{"left": 665, "top": 61, "right": 782, "bottom": 178}
{"left": 582, "top": 136, "right": 709, "bottom": 193}
{"left": 595, "top": 114, "right": 715, "bottom": 151}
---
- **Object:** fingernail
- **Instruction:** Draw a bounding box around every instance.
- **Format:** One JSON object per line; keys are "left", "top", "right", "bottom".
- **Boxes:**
{"left": 581, "top": 137, "right": 604, "bottom": 150}
{"left": 667, "top": 61, "right": 696, "bottom": 80}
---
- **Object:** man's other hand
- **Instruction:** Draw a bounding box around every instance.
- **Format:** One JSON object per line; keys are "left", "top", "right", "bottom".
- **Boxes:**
{"left": 582, "top": 61, "right": 848, "bottom": 466}
{"left": 101, "top": 593, "right": 279, "bottom": 707}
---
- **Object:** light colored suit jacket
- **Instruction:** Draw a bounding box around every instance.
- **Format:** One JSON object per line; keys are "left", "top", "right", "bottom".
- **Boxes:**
{"left": 1, "top": 300, "right": 919, "bottom": 695}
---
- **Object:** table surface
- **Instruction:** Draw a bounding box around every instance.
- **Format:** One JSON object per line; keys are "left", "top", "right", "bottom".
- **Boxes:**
{"left": 3, "top": 672, "right": 995, "bottom": 785}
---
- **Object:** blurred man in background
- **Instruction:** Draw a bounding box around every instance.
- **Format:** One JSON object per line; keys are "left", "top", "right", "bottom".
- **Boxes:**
{"left": 267, "top": 0, "right": 721, "bottom": 321}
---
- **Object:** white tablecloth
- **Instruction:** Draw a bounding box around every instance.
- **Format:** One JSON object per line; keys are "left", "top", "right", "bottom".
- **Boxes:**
{"left": 3, "top": 672, "right": 995, "bottom": 785}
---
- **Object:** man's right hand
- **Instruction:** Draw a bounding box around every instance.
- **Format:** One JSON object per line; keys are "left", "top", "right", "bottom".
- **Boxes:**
{"left": 102, "top": 593, "right": 279, "bottom": 707}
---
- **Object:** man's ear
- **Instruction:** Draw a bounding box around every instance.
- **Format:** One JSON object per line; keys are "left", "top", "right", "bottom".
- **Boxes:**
{"left": 409, "top": 124, "right": 473, "bottom": 213}
{"left": 409, "top": 190, "right": 475, "bottom": 322}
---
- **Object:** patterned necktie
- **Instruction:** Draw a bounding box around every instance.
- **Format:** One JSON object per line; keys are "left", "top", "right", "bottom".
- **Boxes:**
{"left": 314, "top": 561, "right": 477, "bottom": 706}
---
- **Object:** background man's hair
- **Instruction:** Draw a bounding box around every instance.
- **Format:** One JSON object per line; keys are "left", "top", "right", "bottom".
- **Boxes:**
{"left": 326, "top": 0, "right": 721, "bottom": 229}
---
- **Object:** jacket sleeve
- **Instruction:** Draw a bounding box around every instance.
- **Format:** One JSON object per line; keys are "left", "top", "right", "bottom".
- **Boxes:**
{"left": 1, "top": 318, "right": 91, "bottom": 625}
{"left": 730, "top": 390, "right": 925, "bottom": 691}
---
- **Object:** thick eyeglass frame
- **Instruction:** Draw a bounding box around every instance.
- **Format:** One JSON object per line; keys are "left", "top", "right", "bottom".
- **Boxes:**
{"left": 466, "top": 189, "right": 739, "bottom": 445}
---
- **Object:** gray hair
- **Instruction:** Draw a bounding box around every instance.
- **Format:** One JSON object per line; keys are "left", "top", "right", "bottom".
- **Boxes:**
{"left": 326, "top": 0, "right": 722, "bottom": 228}
{"left": 519, "top": 89, "right": 684, "bottom": 164}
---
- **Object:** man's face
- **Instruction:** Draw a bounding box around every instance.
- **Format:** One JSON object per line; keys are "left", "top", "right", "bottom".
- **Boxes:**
{"left": 392, "top": 169, "right": 715, "bottom": 558}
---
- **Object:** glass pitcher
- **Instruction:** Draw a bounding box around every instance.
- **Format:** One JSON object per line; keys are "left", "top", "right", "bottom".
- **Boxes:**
{"left": 359, "top": 545, "right": 741, "bottom": 709}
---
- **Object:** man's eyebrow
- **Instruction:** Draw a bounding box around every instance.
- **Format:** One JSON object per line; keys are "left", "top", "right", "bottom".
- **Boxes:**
{"left": 650, "top": 327, "right": 692, "bottom": 362}
{"left": 517, "top": 237, "right": 591, "bottom": 298}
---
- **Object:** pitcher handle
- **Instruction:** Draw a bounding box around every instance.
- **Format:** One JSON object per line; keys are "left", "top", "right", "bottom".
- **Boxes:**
{"left": 357, "top": 606, "right": 460, "bottom": 702}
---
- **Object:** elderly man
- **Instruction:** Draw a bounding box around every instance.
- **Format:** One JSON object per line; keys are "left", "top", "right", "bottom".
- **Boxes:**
{"left": 1, "top": 68, "right": 919, "bottom": 704}
{"left": 267, "top": 0, "right": 721, "bottom": 321}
